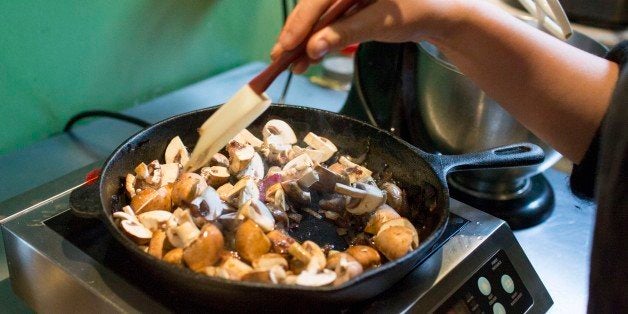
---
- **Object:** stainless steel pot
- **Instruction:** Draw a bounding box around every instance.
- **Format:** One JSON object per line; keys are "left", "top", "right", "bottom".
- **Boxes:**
{"left": 416, "top": 28, "right": 608, "bottom": 199}
{"left": 503, "top": 0, "right": 627, "bottom": 28}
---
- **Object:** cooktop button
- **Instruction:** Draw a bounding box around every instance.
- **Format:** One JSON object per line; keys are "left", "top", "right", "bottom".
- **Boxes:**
{"left": 477, "top": 277, "right": 491, "bottom": 296}
{"left": 493, "top": 302, "right": 506, "bottom": 314}
{"left": 501, "top": 274, "right": 515, "bottom": 294}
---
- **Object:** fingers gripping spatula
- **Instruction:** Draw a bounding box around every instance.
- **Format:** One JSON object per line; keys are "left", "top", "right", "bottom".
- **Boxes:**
{"left": 185, "top": 0, "right": 362, "bottom": 172}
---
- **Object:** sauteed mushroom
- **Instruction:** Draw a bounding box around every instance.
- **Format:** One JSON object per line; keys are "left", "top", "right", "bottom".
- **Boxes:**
{"left": 183, "top": 223, "right": 224, "bottom": 272}
{"left": 130, "top": 186, "right": 172, "bottom": 214}
{"left": 236, "top": 219, "right": 271, "bottom": 263}
{"left": 165, "top": 136, "right": 189, "bottom": 165}
{"left": 116, "top": 118, "right": 430, "bottom": 287}
{"left": 172, "top": 173, "right": 207, "bottom": 206}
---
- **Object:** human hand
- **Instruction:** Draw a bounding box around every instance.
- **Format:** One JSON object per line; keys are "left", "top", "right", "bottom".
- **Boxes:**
{"left": 271, "top": 0, "right": 468, "bottom": 73}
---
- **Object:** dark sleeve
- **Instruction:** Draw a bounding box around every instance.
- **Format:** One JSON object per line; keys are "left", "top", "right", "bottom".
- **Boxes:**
{"left": 570, "top": 41, "right": 628, "bottom": 199}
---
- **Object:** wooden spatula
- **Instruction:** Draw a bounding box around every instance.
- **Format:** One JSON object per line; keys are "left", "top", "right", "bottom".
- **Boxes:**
{"left": 185, "top": 0, "right": 363, "bottom": 172}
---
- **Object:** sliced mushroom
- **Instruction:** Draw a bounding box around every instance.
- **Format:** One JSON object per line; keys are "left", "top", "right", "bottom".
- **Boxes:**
{"left": 273, "top": 189, "right": 289, "bottom": 212}
{"left": 235, "top": 219, "right": 271, "bottom": 263}
{"left": 297, "top": 167, "right": 319, "bottom": 189}
{"left": 160, "top": 163, "right": 180, "bottom": 187}
{"left": 295, "top": 269, "right": 337, "bottom": 287}
{"left": 373, "top": 226, "right": 414, "bottom": 261}
{"left": 205, "top": 266, "right": 231, "bottom": 279}
{"left": 148, "top": 229, "right": 167, "bottom": 259}
{"left": 237, "top": 152, "right": 264, "bottom": 180}
{"left": 125, "top": 174, "right": 137, "bottom": 198}
{"left": 138, "top": 210, "right": 174, "bottom": 231}
{"left": 326, "top": 252, "right": 356, "bottom": 270}
{"left": 216, "top": 182, "right": 235, "bottom": 201}
{"left": 240, "top": 199, "right": 275, "bottom": 232}
{"left": 162, "top": 248, "right": 184, "bottom": 265}
{"left": 345, "top": 245, "right": 381, "bottom": 269}
{"left": 218, "top": 212, "right": 242, "bottom": 232}
{"left": 227, "top": 142, "right": 255, "bottom": 174}
{"left": 113, "top": 205, "right": 138, "bottom": 223}
{"left": 289, "top": 258, "right": 307, "bottom": 275}
{"left": 121, "top": 219, "right": 153, "bottom": 244}
{"left": 261, "top": 167, "right": 279, "bottom": 179}
{"left": 303, "top": 132, "right": 338, "bottom": 162}
{"left": 190, "top": 186, "right": 228, "bottom": 221}
{"left": 364, "top": 204, "right": 401, "bottom": 234}
{"left": 252, "top": 253, "right": 289, "bottom": 271}
{"left": 335, "top": 183, "right": 384, "bottom": 215}
{"left": 282, "top": 153, "right": 314, "bottom": 174}
{"left": 221, "top": 256, "right": 253, "bottom": 280}
{"left": 268, "top": 264, "right": 288, "bottom": 284}
{"left": 266, "top": 230, "right": 296, "bottom": 256}
{"left": 171, "top": 173, "right": 207, "bottom": 206}
{"left": 200, "top": 166, "right": 230, "bottom": 188}
{"left": 233, "top": 128, "right": 264, "bottom": 149}
{"left": 311, "top": 165, "right": 350, "bottom": 193}
{"left": 241, "top": 270, "right": 272, "bottom": 283}
{"left": 210, "top": 153, "right": 230, "bottom": 168}
{"left": 237, "top": 178, "right": 260, "bottom": 208}
{"left": 166, "top": 220, "right": 201, "bottom": 248}
{"left": 183, "top": 223, "right": 224, "bottom": 272}
{"left": 165, "top": 136, "right": 189, "bottom": 165}
{"left": 377, "top": 218, "right": 419, "bottom": 249}
{"left": 302, "top": 240, "right": 326, "bottom": 272}
{"left": 288, "top": 242, "right": 312, "bottom": 264}
{"left": 145, "top": 160, "right": 162, "bottom": 186}
{"left": 262, "top": 119, "right": 297, "bottom": 145}
{"left": 130, "top": 186, "right": 172, "bottom": 214}
{"left": 135, "top": 162, "right": 150, "bottom": 179}
{"left": 319, "top": 194, "right": 346, "bottom": 212}
{"left": 260, "top": 138, "right": 291, "bottom": 167}
{"left": 281, "top": 180, "right": 311, "bottom": 205}
{"left": 172, "top": 207, "right": 195, "bottom": 225}
{"left": 328, "top": 254, "right": 363, "bottom": 286}
{"left": 291, "top": 146, "right": 326, "bottom": 164}
{"left": 337, "top": 156, "right": 373, "bottom": 183}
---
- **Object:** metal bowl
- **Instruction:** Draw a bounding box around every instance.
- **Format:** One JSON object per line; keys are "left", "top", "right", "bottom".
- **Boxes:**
{"left": 416, "top": 26, "right": 607, "bottom": 198}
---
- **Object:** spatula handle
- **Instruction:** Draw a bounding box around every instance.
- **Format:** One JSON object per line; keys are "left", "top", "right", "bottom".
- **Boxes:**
{"left": 249, "top": 0, "right": 362, "bottom": 94}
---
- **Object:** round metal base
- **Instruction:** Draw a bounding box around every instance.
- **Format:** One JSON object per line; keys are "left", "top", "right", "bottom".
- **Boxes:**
{"left": 448, "top": 174, "right": 554, "bottom": 230}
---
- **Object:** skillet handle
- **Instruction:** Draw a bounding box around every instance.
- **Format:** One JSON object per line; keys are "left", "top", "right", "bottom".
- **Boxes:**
{"left": 439, "top": 143, "right": 545, "bottom": 174}
{"left": 69, "top": 182, "right": 102, "bottom": 219}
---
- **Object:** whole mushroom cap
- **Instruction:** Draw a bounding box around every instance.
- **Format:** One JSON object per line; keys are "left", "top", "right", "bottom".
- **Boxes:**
{"left": 345, "top": 245, "right": 381, "bottom": 269}
{"left": 364, "top": 205, "right": 401, "bottom": 234}
{"left": 373, "top": 226, "right": 414, "bottom": 261}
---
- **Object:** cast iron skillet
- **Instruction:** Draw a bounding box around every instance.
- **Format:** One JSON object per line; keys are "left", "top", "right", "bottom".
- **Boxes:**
{"left": 71, "top": 105, "right": 543, "bottom": 311}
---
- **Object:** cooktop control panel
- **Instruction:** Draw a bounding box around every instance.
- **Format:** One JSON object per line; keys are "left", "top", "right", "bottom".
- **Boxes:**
{"left": 436, "top": 250, "right": 533, "bottom": 314}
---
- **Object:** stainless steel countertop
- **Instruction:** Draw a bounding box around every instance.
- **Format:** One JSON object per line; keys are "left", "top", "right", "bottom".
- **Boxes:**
{"left": 0, "top": 62, "right": 596, "bottom": 313}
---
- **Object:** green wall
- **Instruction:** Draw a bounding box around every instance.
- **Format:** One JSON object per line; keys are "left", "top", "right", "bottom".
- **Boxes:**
{"left": 0, "top": 0, "right": 282, "bottom": 155}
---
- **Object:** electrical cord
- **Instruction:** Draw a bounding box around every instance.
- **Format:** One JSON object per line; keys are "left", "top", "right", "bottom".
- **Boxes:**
{"left": 63, "top": 110, "right": 150, "bottom": 132}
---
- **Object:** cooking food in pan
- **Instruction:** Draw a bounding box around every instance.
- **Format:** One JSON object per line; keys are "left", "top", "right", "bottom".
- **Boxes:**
{"left": 69, "top": 105, "right": 543, "bottom": 308}
{"left": 115, "top": 119, "right": 427, "bottom": 287}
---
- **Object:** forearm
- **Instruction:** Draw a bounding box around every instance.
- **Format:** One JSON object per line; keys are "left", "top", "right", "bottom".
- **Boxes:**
{"left": 432, "top": 1, "right": 619, "bottom": 163}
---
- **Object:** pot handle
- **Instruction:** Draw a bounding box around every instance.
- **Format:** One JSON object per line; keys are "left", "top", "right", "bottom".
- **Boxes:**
{"left": 69, "top": 182, "right": 102, "bottom": 219}
{"left": 439, "top": 143, "right": 545, "bottom": 174}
